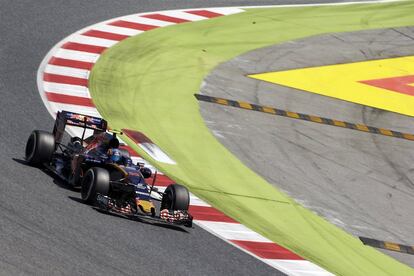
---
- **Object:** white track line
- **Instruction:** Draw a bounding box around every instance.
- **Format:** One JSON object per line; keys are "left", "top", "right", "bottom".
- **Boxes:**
{"left": 205, "top": 7, "right": 246, "bottom": 14}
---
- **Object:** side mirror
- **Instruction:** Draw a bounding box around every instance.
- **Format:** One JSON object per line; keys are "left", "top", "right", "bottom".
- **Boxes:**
{"left": 140, "top": 167, "right": 152, "bottom": 179}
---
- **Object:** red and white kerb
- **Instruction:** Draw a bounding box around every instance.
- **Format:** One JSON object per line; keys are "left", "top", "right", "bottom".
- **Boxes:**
{"left": 37, "top": 7, "right": 333, "bottom": 276}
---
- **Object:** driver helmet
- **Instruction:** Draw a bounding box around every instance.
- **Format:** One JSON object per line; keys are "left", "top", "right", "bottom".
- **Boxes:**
{"left": 109, "top": 148, "right": 122, "bottom": 163}
{"left": 124, "top": 157, "right": 133, "bottom": 167}
{"left": 108, "top": 137, "right": 119, "bottom": 149}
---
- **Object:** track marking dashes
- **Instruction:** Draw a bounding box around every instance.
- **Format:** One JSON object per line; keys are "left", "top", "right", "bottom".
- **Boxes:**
{"left": 360, "top": 237, "right": 414, "bottom": 255}
{"left": 195, "top": 94, "right": 414, "bottom": 141}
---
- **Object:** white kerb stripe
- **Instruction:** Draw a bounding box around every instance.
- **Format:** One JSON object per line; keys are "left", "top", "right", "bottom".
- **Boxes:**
{"left": 92, "top": 24, "right": 143, "bottom": 36}
{"left": 49, "top": 103, "right": 101, "bottom": 117}
{"left": 195, "top": 220, "right": 273, "bottom": 242}
{"left": 138, "top": 143, "right": 176, "bottom": 165}
{"left": 53, "top": 48, "right": 100, "bottom": 63}
{"left": 120, "top": 15, "right": 174, "bottom": 27}
{"left": 188, "top": 195, "right": 211, "bottom": 207}
{"left": 68, "top": 34, "right": 118, "bottom": 48}
{"left": 264, "top": 260, "right": 334, "bottom": 276}
{"left": 44, "top": 65, "right": 89, "bottom": 79}
{"left": 156, "top": 10, "right": 212, "bottom": 21}
{"left": 207, "top": 7, "right": 246, "bottom": 15}
{"left": 43, "top": 82, "right": 90, "bottom": 98}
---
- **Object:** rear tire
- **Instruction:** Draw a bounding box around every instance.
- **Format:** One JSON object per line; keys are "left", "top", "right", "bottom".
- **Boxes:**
{"left": 81, "top": 167, "right": 110, "bottom": 204}
{"left": 25, "top": 130, "right": 55, "bottom": 166}
{"left": 161, "top": 184, "right": 190, "bottom": 211}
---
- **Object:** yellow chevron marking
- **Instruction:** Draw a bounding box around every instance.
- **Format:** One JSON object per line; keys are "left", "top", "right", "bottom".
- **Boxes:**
{"left": 249, "top": 56, "right": 414, "bottom": 116}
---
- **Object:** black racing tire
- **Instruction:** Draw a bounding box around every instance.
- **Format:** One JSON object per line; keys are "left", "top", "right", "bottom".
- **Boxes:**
{"left": 161, "top": 184, "right": 190, "bottom": 211}
{"left": 25, "top": 130, "right": 55, "bottom": 166}
{"left": 81, "top": 167, "right": 110, "bottom": 204}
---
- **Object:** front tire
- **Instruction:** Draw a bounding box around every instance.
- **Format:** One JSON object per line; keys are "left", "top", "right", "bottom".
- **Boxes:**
{"left": 161, "top": 184, "right": 190, "bottom": 211}
{"left": 81, "top": 167, "right": 110, "bottom": 204}
{"left": 25, "top": 130, "right": 55, "bottom": 166}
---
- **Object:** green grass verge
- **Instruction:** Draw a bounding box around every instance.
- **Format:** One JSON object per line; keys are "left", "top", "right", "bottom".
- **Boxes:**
{"left": 89, "top": 2, "right": 414, "bottom": 275}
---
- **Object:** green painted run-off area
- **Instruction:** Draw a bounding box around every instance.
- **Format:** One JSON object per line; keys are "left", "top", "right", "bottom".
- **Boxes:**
{"left": 90, "top": 2, "right": 414, "bottom": 275}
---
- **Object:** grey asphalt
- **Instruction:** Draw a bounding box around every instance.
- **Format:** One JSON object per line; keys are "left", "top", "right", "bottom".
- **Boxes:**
{"left": 0, "top": 0, "right": 387, "bottom": 275}
{"left": 0, "top": 0, "right": 296, "bottom": 275}
{"left": 200, "top": 27, "right": 414, "bottom": 269}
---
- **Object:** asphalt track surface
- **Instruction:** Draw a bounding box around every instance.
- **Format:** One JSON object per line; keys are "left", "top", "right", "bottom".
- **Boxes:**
{"left": 200, "top": 27, "right": 414, "bottom": 268}
{"left": 0, "top": 0, "right": 385, "bottom": 275}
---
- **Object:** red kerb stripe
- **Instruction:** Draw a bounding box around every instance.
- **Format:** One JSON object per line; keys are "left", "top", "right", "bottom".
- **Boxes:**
{"left": 45, "top": 92, "right": 95, "bottom": 107}
{"left": 109, "top": 20, "right": 158, "bottom": 31}
{"left": 189, "top": 205, "right": 237, "bottom": 223}
{"left": 141, "top": 13, "right": 190, "bottom": 23}
{"left": 230, "top": 240, "right": 304, "bottom": 260}
{"left": 48, "top": 57, "right": 94, "bottom": 70}
{"left": 185, "top": 10, "right": 223, "bottom": 18}
{"left": 82, "top": 29, "right": 129, "bottom": 41}
{"left": 61, "top": 42, "right": 107, "bottom": 54}
{"left": 44, "top": 73, "right": 88, "bottom": 87}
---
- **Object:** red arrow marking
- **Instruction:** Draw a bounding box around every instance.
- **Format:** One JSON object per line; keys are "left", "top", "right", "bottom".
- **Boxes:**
{"left": 360, "top": 75, "right": 414, "bottom": 96}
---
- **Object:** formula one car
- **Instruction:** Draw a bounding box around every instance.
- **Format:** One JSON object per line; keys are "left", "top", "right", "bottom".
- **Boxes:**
{"left": 25, "top": 111, "right": 192, "bottom": 227}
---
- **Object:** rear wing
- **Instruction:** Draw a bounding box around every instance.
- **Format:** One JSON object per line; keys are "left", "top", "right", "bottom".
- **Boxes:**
{"left": 53, "top": 110, "right": 108, "bottom": 144}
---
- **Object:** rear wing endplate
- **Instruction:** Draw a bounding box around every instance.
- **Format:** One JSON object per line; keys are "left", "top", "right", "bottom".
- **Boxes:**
{"left": 53, "top": 111, "right": 108, "bottom": 144}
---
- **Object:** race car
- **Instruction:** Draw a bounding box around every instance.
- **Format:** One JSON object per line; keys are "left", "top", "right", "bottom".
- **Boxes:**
{"left": 25, "top": 110, "right": 192, "bottom": 227}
